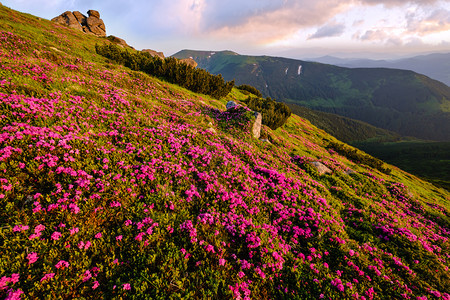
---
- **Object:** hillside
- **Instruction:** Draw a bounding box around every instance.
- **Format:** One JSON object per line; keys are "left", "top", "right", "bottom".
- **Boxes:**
{"left": 1, "top": 5, "right": 450, "bottom": 300}
{"left": 310, "top": 53, "right": 450, "bottom": 87}
{"left": 173, "top": 50, "right": 450, "bottom": 141}
{"left": 287, "top": 104, "right": 400, "bottom": 143}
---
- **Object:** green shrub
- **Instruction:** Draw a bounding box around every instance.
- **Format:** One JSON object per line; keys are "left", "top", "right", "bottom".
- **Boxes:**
{"left": 236, "top": 84, "right": 262, "bottom": 98}
{"left": 95, "top": 44, "right": 234, "bottom": 99}
{"left": 242, "top": 96, "right": 291, "bottom": 130}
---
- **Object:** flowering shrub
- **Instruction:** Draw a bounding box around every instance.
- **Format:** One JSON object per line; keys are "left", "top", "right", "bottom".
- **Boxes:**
{"left": 0, "top": 6, "right": 449, "bottom": 300}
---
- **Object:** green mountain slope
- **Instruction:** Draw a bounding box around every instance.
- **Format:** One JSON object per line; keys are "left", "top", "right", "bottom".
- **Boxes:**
{"left": 173, "top": 50, "right": 450, "bottom": 141}
{"left": 287, "top": 103, "right": 400, "bottom": 143}
{"left": 1, "top": 5, "right": 450, "bottom": 300}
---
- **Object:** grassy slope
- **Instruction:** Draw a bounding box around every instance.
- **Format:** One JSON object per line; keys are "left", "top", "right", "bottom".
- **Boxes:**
{"left": 1, "top": 5, "right": 449, "bottom": 300}
{"left": 174, "top": 50, "right": 450, "bottom": 141}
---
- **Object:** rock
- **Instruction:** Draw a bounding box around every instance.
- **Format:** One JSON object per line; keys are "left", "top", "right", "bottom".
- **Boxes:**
{"left": 73, "top": 11, "right": 87, "bottom": 26}
{"left": 51, "top": 11, "right": 82, "bottom": 31}
{"left": 259, "top": 138, "right": 270, "bottom": 143}
{"left": 309, "top": 161, "right": 332, "bottom": 175}
{"left": 52, "top": 10, "right": 106, "bottom": 37}
{"left": 49, "top": 47, "right": 62, "bottom": 52}
{"left": 142, "top": 49, "right": 165, "bottom": 60}
{"left": 87, "top": 10, "right": 101, "bottom": 19}
{"left": 180, "top": 58, "right": 198, "bottom": 68}
{"left": 108, "top": 35, "right": 133, "bottom": 49}
{"left": 85, "top": 14, "right": 106, "bottom": 36}
{"left": 226, "top": 101, "right": 237, "bottom": 110}
{"left": 252, "top": 112, "right": 262, "bottom": 139}
{"left": 344, "top": 169, "right": 355, "bottom": 175}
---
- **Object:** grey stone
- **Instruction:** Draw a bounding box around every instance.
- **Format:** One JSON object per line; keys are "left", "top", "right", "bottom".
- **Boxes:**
{"left": 226, "top": 101, "right": 237, "bottom": 110}
{"left": 310, "top": 161, "right": 332, "bottom": 175}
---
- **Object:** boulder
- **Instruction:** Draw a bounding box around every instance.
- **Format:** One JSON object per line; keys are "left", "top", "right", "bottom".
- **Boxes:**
{"left": 87, "top": 10, "right": 101, "bottom": 18}
{"left": 72, "top": 11, "right": 87, "bottom": 26}
{"left": 51, "top": 11, "right": 82, "bottom": 31}
{"left": 85, "top": 15, "right": 106, "bottom": 36}
{"left": 142, "top": 49, "right": 165, "bottom": 60}
{"left": 52, "top": 10, "right": 106, "bottom": 37}
{"left": 108, "top": 35, "right": 133, "bottom": 49}
{"left": 344, "top": 169, "right": 355, "bottom": 175}
{"left": 309, "top": 161, "right": 332, "bottom": 175}
{"left": 226, "top": 101, "right": 237, "bottom": 110}
{"left": 252, "top": 112, "right": 262, "bottom": 139}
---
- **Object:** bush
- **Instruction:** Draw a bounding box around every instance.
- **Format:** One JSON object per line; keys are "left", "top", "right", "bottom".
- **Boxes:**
{"left": 95, "top": 44, "right": 234, "bottom": 99}
{"left": 242, "top": 96, "right": 291, "bottom": 130}
{"left": 236, "top": 84, "right": 262, "bottom": 98}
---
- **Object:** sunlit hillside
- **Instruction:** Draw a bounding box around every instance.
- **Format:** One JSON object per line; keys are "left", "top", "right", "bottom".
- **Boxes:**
{"left": 0, "top": 5, "right": 449, "bottom": 300}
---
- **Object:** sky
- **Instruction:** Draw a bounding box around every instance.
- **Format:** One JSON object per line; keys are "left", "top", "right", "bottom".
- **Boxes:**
{"left": 3, "top": 0, "right": 450, "bottom": 59}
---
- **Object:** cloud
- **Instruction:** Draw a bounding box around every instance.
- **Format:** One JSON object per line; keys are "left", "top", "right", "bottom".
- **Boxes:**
{"left": 358, "top": 29, "right": 389, "bottom": 41}
{"left": 406, "top": 8, "right": 450, "bottom": 34}
{"left": 308, "top": 22, "right": 345, "bottom": 39}
{"left": 358, "top": 0, "right": 440, "bottom": 7}
{"left": 196, "top": 0, "right": 353, "bottom": 45}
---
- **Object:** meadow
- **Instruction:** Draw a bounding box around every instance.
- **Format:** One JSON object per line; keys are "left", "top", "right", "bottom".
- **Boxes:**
{"left": 0, "top": 5, "right": 449, "bottom": 299}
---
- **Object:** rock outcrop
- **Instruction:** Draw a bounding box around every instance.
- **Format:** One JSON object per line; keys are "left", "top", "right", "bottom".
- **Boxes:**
{"left": 51, "top": 11, "right": 82, "bottom": 31}
{"left": 52, "top": 10, "right": 106, "bottom": 37}
{"left": 180, "top": 58, "right": 198, "bottom": 68}
{"left": 142, "top": 49, "right": 165, "bottom": 60}
{"left": 107, "top": 35, "right": 134, "bottom": 49}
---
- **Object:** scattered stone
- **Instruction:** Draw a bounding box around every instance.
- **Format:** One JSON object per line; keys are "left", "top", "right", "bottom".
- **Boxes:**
{"left": 49, "top": 47, "right": 62, "bottom": 52}
{"left": 252, "top": 112, "right": 262, "bottom": 139}
{"left": 309, "top": 161, "right": 332, "bottom": 175}
{"left": 344, "top": 169, "right": 355, "bottom": 175}
{"left": 142, "top": 49, "right": 165, "bottom": 60}
{"left": 52, "top": 10, "right": 106, "bottom": 37}
{"left": 259, "top": 138, "right": 270, "bottom": 143}
{"left": 226, "top": 101, "right": 237, "bottom": 110}
{"left": 206, "top": 128, "right": 216, "bottom": 134}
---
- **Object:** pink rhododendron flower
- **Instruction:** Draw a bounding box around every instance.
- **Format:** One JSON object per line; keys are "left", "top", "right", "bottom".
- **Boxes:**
{"left": 92, "top": 281, "right": 99, "bottom": 289}
{"left": 51, "top": 231, "right": 62, "bottom": 240}
{"left": 55, "top": 260, "right": 69, "bottom": 269}
{"left": 40, "top": 273, "right": 55, "bottom": 282}
{"left": 27, "top": 252, "right": 38, "bottom": 264}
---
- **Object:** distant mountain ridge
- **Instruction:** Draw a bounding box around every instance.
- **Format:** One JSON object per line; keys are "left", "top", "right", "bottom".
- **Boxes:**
{"left": 173, "top": 50, "right": 450, "bottom": 141}
{"left": 308, "top": 53, "right": 450, "bottom": 86}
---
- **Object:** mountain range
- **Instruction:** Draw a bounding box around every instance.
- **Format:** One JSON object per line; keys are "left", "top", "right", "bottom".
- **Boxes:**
{"left": 308, "top": 53, "right": 450, "bottom": 87}
{"left": 173, "top": 50, "right": 450, "bottom": 141}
